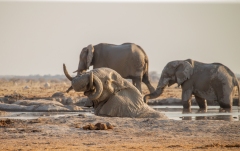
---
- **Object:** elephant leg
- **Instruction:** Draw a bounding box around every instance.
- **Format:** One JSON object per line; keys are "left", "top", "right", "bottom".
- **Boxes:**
{"left": 142, "top": 74, "right": 155, "bottom": 93}
{"left": 195, "top": 95, "right": 207, "bottom": 109}
{"left": 218, "top": 93, "right": 233, "bottom": 108}
{"left": 182, "top": 89, "right": 192, "bottom": 109}
{"left": 132, "top": 77, "right": 142, "bottom": 93}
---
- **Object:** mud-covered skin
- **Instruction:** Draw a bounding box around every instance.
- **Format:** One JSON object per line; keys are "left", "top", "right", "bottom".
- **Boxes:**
{"left": 144, "top": 59, "right": 240, "bottom": 109}
{"left": 64, "top": 66, "right": 167, "bottom": 118}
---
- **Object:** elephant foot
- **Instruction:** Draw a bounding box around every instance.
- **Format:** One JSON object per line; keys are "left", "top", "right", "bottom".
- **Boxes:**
{"left": 182, "top": 108, "right": 191, "bottom": 113}
{"left": 198, "top": 104, "right": 207, "bottom": 109}
{"left": 195, "top": 96, "right": 207, "bottom": 109}
{"left": 182, "top": 101, "right": 191, "bottom": 109}
{"left": 218, "top": 101, "right": 232, "bottom": 109}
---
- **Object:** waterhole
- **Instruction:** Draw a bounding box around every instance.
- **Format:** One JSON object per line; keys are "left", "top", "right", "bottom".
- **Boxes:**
{"left": 0, "top": 106, "right": 239, "bottom": 121}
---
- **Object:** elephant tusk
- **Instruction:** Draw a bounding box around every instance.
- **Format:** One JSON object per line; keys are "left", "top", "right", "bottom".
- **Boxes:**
{"left": 66, "top": 86, "right": 73, "bottom": 93}
{"left": 73, "top": 69, "right": 79, "bottom": 73}
{"left": 63, "top": 64, "right": 73, "bottom": 81}
{"left": 87, "top": 74, "right": 103, "bottom": 100}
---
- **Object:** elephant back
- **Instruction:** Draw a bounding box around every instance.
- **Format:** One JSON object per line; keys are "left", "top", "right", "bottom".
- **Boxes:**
{"left": 94, "top": 43, "right": 147, "bottom": 78}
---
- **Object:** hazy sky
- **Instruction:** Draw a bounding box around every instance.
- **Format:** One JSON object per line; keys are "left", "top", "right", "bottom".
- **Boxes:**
{"left": 0, "top": 1, "right": 240, "bottom": 76}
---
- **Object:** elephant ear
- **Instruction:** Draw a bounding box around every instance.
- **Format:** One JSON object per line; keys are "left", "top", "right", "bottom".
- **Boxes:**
{"left": 175, "top": 61, "right": 193, "bottom": 86}
{"left": 86, "top": 44, "right": 94, "bottom": 69}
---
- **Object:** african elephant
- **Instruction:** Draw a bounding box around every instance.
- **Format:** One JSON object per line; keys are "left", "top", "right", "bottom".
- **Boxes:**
{"left": 73, "top": 43, "right": 155, "bottom": 93}
{"left": 63, "top": 64, "right": 167, "bottom": 118}
{"left": 144, "top": 59, "right": 240, "bottom": 109}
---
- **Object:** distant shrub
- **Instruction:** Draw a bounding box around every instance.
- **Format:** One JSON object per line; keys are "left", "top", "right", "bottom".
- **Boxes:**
{"left": 149, "top": 71, "right": 160, "bottom": 82}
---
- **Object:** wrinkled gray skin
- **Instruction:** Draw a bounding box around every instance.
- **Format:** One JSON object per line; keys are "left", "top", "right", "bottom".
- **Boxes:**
{"left": 144, "top": 59, "right": 240, "bottom": 110}
{"left": 63, "top": 64, "right": 167, "bottom": 118}
{"left": 74, "top": 43, "right": 155, "bottom": 94}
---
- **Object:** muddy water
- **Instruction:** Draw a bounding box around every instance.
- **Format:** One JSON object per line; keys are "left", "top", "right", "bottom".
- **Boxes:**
{"left": 0, "top": 111, "right": 94, "bottom": 120}
{"left": 152, "top": 106, "right": 240, "bottom": 121}
{"left": 0, "top": 106, "right": 239, "bottom": 121}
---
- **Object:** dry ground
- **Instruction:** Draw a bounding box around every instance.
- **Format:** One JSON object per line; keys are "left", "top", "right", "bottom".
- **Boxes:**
{"left": 0, "top": 115, "right": 240, "bottom": 151}
{"left": 0, "top": 79, "right": 240, "bottom": 151}
{"left": 0, "top": 79, "right": 84, "bottom": 99}
{"left": 0, "top": 79, "right": 181, "bottom": 100}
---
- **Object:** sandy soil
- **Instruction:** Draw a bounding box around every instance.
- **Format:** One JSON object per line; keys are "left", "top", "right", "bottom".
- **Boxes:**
{"left": 0, "top": 79, "right": 240, "bottom": 150}
{"left": 1, "top": 115, "right": 240, "bottom": 151}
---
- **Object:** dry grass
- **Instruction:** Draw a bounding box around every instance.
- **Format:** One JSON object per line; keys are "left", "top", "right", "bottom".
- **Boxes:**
{"left": 1, "top": 79, "right": 238, "bottom": 101}
{"left": 0, "top": 78, "right": 182, "bottom": 100}
{"left": 0, "top": 79, "right": 85, "bottom": 99}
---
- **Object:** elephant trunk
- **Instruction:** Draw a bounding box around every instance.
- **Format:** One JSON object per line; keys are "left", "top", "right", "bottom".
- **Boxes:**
{"left": 144, "top": 77, "right": 169, "bottom": 103}
{"left": 144, "top": 86, "right": 166, "bottom": 103}
{"left": 87, "top": 73, "right": 103, "bottom": 101}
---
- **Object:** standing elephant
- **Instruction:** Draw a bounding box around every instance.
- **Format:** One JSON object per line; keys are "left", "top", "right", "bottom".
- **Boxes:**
{"left": 144, "top": 59, "right": 240, "bottom": 109}
{"left": 73, "top": 43, "right": 155, "bottom": 93}
{"left": 63, "top": 64, "right": 167, "bottom": 118}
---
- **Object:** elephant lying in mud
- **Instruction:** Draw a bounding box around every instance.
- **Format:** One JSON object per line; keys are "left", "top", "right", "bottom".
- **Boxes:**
{"left": 73, "top": 43, "right": 155, "bottom": 93}
{"left": 63, "top": 64, "right": 167, "bottom": 118}
{"left": 144, "top": 59, "right": 240, "bottom": 109}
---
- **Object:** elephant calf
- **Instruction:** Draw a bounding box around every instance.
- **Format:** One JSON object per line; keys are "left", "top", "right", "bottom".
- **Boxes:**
{"left": 144, "top": 59, "right": 240, "bottom": 109}
{"left": 63, "top": 64, "right": 167, "bottom": 118}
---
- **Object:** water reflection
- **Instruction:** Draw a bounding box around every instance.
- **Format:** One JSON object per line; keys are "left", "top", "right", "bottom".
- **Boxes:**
{"left": 181, "top": 108, "right": 192, "bottom": 120}
{"left": 1, "top": 106, "right": 239, "bottom": 121}
{"left": 182, "top": 108, "right": 234, "bottom": 121}
{"left": 0, "top": 112, "right": 93, "bottom": 120}
{"left": 152, "top": 106, "right": 240, "bottom": 121}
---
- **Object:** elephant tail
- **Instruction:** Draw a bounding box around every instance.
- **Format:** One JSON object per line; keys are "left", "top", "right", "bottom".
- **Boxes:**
{"left": 233, "top": 76, "right": 240, "bottom": 106}
{"left": 236, "top": 78, "right": 240, "bottom": 106}
{"left": 134, "top": 44, "right": 148, "bottom": 74}
{"left": 238, "top": 84, "right": 240, "bottom": 106}
{"left": 135, "top": 44, "right": 156, "bottom": 93}
{"left": 142, "top": 55, "right": 149, "bottom": 82}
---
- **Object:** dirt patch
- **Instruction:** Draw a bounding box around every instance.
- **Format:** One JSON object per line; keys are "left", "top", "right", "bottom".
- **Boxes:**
{"left": 0, "top": 119, "right": 12, "bottom": 127}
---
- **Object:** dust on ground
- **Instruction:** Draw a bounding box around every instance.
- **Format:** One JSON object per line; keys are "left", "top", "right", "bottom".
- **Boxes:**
{"left": 0, "top": 78, "right": 240, "bottom": 150}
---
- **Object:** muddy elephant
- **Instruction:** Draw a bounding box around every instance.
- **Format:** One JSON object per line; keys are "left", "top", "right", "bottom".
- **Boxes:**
{"left": 63, "top": 64, "right": 167, "bottom": 118}
{"left": 73, "top": 43, "right": 155, "bottom": 93}
{"left": 144, "top": 59, "right": 240, "bottom": 109}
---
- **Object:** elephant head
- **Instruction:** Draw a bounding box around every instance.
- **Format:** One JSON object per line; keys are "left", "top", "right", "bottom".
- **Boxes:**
{"left": 144, "top": 60, "right": 193, "bottom": 103}
{"left": 74, "top": 44, "right": 94, "bottom": 74}
{"left": 63, "top": 64, "right": 103, "bottom": 100}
